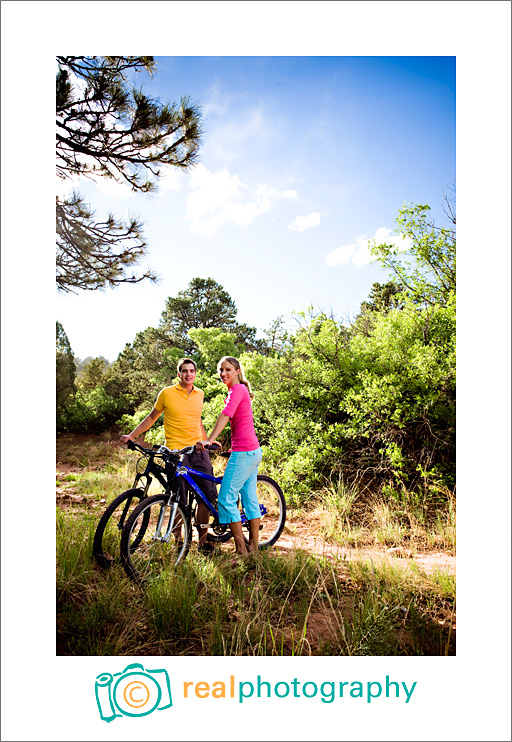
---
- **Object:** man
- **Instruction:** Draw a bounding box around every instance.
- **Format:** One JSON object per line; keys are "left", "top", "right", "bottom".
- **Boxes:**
{"left": 120, "top": 358, "right": 218, "bottom": 553}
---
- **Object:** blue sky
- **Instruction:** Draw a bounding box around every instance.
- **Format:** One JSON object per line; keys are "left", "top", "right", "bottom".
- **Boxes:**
{"left": 56, "top": 55, "right": 455, "bottom": 361}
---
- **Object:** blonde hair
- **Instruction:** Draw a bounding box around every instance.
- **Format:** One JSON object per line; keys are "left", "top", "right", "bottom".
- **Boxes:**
{"left": 217, "top": 356, "right": 254, "bottom": 399}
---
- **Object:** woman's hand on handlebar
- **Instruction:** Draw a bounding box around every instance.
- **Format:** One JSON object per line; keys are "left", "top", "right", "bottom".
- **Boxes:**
{"left": 196, "top": 440, "right": 221, "bottom": 452}
{"left": 120, "top": 434, "right": 134, "bottom": 445}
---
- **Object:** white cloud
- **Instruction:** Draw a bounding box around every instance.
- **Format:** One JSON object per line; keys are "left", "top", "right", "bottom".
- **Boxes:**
{"left": 325, "top": 243, "right": 356, "bottom": 266}
{"left": 157, "top": 167, "right": 183, "bottom": 194}
{"left": 203, "top": 95, "right": 273, "bottom": 164}
{"left": 185, "top": 164, "right": 296, "bottom": 237}
{"left": 203, "top": 83, "right": 242, "bottom": 118}
{"left": 326, "top": 227, "right": 412, "bottom": 268}
{"left": 95, "top": 177, "right": 134, "bottom": 199}
{"left": 288, "top": 211, "right": 324, "bottom": 232}
{"left": 56, "top": 175, "right": 79, "bottom": 201}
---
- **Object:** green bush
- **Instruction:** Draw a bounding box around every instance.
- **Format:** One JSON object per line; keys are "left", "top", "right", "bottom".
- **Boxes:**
{"left": 57, "top": 387, "right": 131, "bottom": 434}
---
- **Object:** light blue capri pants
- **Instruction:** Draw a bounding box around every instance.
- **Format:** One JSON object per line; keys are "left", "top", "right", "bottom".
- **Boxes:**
{"left": 218, "top": 447, "right": 263, "bottom": 524}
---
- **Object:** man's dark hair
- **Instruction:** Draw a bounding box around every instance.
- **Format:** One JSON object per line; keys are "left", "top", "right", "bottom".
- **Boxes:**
{"left": 177, "top": 357, "right": 197, "bottom": 372}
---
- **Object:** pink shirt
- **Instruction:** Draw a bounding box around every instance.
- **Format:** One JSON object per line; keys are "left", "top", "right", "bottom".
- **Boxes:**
{"left": 222, "top": 384, "right": 260, "bottom": 452}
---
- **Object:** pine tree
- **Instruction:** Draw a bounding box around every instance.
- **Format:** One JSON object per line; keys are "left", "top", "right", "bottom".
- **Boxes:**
{"left": 56, "top": 321, "right": 76, "bottom": 411}
{"left": 56, "top": 56, "right": 202, "bottom": 292}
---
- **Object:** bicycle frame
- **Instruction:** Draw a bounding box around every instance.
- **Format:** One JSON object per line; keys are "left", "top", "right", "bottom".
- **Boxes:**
{"left": 176, "top": 466, "right": 221, "bottom": 518}
{"left": 126, "top": 441, "right": 267, "bottom": 530}
{"left": 175, "top": 466, "right": 267, "bottom": 525}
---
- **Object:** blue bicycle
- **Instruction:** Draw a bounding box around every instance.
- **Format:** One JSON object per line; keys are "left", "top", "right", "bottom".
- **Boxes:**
{"left": 119, "top": 441, "right": 286, "bottom": 582}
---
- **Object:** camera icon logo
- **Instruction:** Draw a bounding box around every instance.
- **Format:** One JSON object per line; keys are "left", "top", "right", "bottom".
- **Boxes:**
{"left": 95, "top": 663, "right": 172, "bottom": 722}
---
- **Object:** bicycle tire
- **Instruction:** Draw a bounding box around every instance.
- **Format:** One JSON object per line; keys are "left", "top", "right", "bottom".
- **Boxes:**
{"left": 246, "top": 475, "right": 286, "bottom": 549}
{"left": 120, "top": 495, "right": 191, "bottom": 583}
{"left": 93, "top": 488, "right": 146, "bottom": 568}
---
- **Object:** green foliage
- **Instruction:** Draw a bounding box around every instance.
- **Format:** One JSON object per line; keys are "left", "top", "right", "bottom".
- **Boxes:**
{"left": 75, "top": 355, "right": 110, "bottom": 374}
{"left": 76, "top": 356, "right": 109, "bottom": 391}
{"left": 344, "top": 297, "right": 455, "bottom": 489}
{"left": 369, "top": 200, "right": 455, "bottom": 307}
{"left": 201, "top": 393, "right": 231, "bottom": 446}
{"left": 57, "top": 387, "right": 129, "bottom": 434}
{"left": 105, "top": 326, "right": 177, "bottom": 409}
{"left": 188, "top": 327, "right": 243, "bottom": 373}
{"left": 56, "top": 321, "right": 76, "bottom": 412}
{"left": 365, "top": 281, "right": 405, "bottom": 311}
{"left": 237, "top": 286, "right": 455, "bottom": 501}
{"left": 117, "top": 408, "right": 165, "bottom": 446}
{"left": 260, "top": 315, "right": 291, "bottom": 356}
{"left": 159, "top": 277, "right": 258, "bottom": 354}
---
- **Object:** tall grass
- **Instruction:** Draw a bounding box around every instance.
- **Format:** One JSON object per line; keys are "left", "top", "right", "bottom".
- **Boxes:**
{"left": 313, "top": 471, "right": 456, "bottom": 553}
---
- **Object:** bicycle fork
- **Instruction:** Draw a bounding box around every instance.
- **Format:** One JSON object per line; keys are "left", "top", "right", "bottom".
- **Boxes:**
{"left": 152, "top": 499, "right": 181, "bottom": 543}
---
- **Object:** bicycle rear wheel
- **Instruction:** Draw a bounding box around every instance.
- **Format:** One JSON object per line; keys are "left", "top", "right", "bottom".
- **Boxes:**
{"left": 120, "top": 495, "right": 191, "bottom": 583}
{"left": 248, "top": 476, "right": 286, "bottom": 548}
{"left": 93, "top": 489, "right": 146, "bottom": 568}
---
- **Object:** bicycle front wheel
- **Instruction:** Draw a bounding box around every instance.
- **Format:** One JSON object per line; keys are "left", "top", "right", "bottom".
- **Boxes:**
{"left": 251, "top": 475, "right": 287, "bottom": 548}
{"left": 93, "top": 489, "right": 146, "bottom": 568}
{"left": 120, "top": 495, "right": 191, "bottom": 583}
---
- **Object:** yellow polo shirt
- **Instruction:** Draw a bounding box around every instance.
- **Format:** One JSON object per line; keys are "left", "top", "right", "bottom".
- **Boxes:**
{"left": 154, "top": 383, "right": 204, "bottom": 449}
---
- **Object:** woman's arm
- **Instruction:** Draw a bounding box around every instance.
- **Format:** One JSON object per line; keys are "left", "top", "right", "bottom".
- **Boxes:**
{"left": 196, "top": 413, "right": 230, "bottom": 449}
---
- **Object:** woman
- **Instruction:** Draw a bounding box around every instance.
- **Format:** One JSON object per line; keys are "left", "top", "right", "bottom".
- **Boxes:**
{"left": 197, "top": 356, "right": 262, "bottom": 558}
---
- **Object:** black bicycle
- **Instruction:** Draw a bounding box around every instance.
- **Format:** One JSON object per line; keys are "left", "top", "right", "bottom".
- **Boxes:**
{"left": 118, "top": 441, "right": 286, "bottom": 583}
{"left": 92, "top": 441, "right": 173, "bottom": 567}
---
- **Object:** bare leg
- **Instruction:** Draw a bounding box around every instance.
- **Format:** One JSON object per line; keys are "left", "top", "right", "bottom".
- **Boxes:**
{"left": 247, "top": 518, "right": 260, "bottom": 552}
{"left": 229, "top": 520, "right": 249, "bottom": 556}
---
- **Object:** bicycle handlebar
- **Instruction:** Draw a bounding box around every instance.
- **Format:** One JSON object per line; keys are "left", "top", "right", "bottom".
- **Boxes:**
{"left": 126, "top": 440, "right": 221, "bottom": 458}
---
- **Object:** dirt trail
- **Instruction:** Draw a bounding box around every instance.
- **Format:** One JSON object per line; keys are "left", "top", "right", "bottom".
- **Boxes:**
{"left": 273, "top": 529, "right": 456, "bottom": 575}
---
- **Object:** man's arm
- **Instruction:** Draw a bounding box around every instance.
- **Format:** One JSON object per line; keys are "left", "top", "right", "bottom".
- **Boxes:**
{"left": 120, "top": 407, "right": 161, "bottom": 444}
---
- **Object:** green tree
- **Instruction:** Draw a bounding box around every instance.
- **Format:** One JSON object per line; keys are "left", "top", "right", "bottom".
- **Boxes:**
{"left": 353, "top": 281, "right": 405, "bottom": 337}
{"left": 369, "top": 199, "right": 456, "bottom": 307}
{"left": 76, "top": 357, "right": 109, "bottom": 392}
{"left": 188, "top": 327, "right": 242, "bottom": 373}
{"left": 56, "top": 56, "right": 202, "bottom": 292}
{"left": 360, "top": 281, "right": 405, "bottom": 313}
{"left": 75, "top": 355, "right": 109, "bottom": 374}
{"left": 159, "top": 277, "right": 258, "bottom": 353}
{"left": 56, "top": 321, "right": 76, "bottom": 412}
{"left": 260, "top": 315, "right": 291, "bottom": 356}
{"left": 105, "top": 326, "right": 174, "bottom": 409}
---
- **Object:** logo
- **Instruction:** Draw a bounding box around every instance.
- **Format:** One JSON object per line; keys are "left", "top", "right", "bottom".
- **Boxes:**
{"left": 95, "top": 663, "right": 172, "bottom": 722}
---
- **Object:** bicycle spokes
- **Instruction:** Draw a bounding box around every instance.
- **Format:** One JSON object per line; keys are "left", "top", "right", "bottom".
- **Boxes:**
{"left": 122, "top": 497, "right": 191, "bottom": 581}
